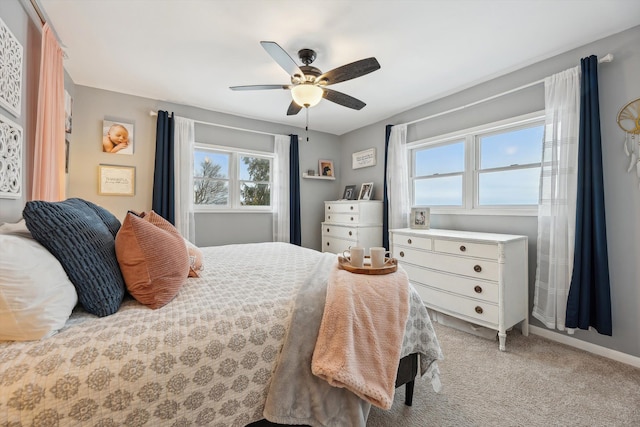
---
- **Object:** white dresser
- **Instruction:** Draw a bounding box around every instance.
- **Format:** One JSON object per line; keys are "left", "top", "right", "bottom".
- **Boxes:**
{"left": 390, "top": 228, "right": 528, "bottom": 351}
{"left": 321, "top": 200, "right": 382, "bottom": 255}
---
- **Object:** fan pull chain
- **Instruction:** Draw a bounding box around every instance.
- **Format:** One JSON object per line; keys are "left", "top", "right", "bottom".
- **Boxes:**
{"left": 305, "top": 107, "right": 310, "bottom": 142}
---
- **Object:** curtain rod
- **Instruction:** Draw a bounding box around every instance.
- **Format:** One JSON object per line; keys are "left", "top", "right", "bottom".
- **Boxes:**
{"left": 149, "top": 111, "right": 285, "bottom": 138}
{"left": 401, "top": 53, "right": 614, "bottom": 127}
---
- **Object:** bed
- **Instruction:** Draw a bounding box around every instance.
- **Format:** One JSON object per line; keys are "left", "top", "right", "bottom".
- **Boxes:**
{"left": 0, "top": 200, "right": 442, "bottom": 427}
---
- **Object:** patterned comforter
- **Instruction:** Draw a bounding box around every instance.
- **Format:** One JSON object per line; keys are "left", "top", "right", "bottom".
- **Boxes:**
{"left": 0, "top": 242, "right": 441, "bottom": 426}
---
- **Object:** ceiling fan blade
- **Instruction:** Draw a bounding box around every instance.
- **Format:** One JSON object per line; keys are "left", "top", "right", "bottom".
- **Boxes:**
{"left": 287, "top": 101, "right": 303, "bottom": 116}
{"left": 260, "top": 41, "right": 305, "bottom": 79}
{"left": 322, "top": 88, "right": 366, "bottom": 110}
{"left": 229, "top": 84, "right": 290, "bottom": 91}
{"left": 316, "top": 57, "right": 380, "bottom": 86}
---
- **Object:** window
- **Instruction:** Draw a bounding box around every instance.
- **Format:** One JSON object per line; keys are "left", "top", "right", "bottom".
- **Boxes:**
{"left": 194, "top": 144, "right": 272, "bottom": 211}
{"left": 410, "top": 112, "right": 544, "bottom": 214}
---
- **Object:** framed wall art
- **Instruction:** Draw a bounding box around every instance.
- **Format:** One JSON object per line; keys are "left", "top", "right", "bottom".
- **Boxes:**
{"left": 0, "top": 113, "right": 23, "bottom": 198}
{"left": 0, "top": 17, "right": 24, "bottom": 118}
{"left": 98, "top": 164, "right": 135, "bottom": 196}
{"left": 352, "top": 148, "right": 376, "bottom": 169}
{"left": 102, "top": 119, "right": 134, "bottom": 154}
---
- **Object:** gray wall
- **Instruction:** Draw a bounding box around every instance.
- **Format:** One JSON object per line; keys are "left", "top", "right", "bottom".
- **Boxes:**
{"left": 340, "top": 26, "right": 640, "bottom": 357}
{"left": 65, "top": 86, "right": 340, "bottom": 251}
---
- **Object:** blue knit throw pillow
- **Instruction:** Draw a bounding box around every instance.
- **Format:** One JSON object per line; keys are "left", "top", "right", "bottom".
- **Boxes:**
{"left": 23, "top": 199, "right": 125, "bottom": 317}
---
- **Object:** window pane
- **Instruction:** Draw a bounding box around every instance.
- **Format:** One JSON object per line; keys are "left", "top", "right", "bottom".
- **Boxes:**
{"left": 194, "top": 179, "right": 228, "bottom": 205}
{"left": 240, "top": 183, "right": 270, "bottom": 206}
{"left": 194, "top": 151, "right": 229, "bottom": 178}
{"left": 478, "top": 168, "right": 541, "bottom": 205}
{"left": 479, "top": 125, "right": 543, "bottom": 169}
{"left": 414, "top": 176, "right": 462, "bottom": 206}
{"left": 415, "top": 141, "right": 464, "bottom": 176}
{"left": 240, "top": 156, "right": 270, "bottom": 181}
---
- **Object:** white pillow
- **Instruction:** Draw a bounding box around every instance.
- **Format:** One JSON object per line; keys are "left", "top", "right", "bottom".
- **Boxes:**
{"left": 0, "top": 221, "right": 78, "bottom": 341}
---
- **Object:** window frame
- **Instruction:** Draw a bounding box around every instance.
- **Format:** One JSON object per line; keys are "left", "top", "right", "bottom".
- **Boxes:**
{"left": 193, "top": 143, "right": 274, "bottom": 213}
{"left": 408, "top": 111, "right": 544, "bottom": 216}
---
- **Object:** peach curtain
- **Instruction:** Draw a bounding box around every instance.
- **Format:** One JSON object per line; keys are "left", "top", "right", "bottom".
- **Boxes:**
{"left": 31, "top": 23, "right": 65, "bottom": 201}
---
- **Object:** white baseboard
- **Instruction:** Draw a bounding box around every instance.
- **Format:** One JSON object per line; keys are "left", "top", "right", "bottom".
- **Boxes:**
{"left": 529, "top": 325, "right": 640, "bottom": 369}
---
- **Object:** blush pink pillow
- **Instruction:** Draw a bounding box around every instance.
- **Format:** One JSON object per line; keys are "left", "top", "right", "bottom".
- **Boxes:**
{"left": 115, "top": 211, "right": 190, "bottom": 309}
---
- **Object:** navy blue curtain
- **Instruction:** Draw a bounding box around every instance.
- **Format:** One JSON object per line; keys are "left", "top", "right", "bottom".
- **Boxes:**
{"left": 289, "top": 135, "right": 302, "bottom": 246}
{"left": 565, "top": 56, "right": 612, "bottom": 336}
{"left": 382, "top": 125, "right": 393, "bottom": 250}
{"left": 152, "top": 111, "right": 175, "bottom": 224}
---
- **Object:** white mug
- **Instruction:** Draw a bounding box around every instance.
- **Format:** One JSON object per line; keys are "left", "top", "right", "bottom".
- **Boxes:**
{"left": 370, "top": 246, "right": 392, "bottom": 268}
{"left": 342, "top": 246, "right": 365, "bottom": 268}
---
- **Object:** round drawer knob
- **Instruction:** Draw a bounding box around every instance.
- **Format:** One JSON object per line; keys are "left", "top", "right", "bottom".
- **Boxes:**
{"left": 326, "top": 242, "right": 330, "bottom": 246}
{"left": 350, "top": 206, "right": 354, "bottom": 210}
{"left": 327, "top": 215, "right": 331, "bottom": 220}
{"left": 474, "top": 265, "right": 482, "bottom": 273}
{"left": 328, "top": 206, "right": 331, "bottom": 210}
{"left": 475, "top": 306, "right": 483, "bottom": 314}
{"left": 350, "top": 217, "right": 354, "bottom": 221}
{"left": 399, "top": 251, "right": 405, "bottom": 257}
{"left": 407, "top": 238, "right": 412, "bottom": 244}
{"left": 460, "top": 245, "right": 466, "bottom": 252}
{"left": 474, "top": 285, "right": 482, "bottom": 294}
{"left": 326, "top": 228, "right": 330, "bottom": 232}
{"left": 348, "top": 231, "right": 352, "bottom": 236}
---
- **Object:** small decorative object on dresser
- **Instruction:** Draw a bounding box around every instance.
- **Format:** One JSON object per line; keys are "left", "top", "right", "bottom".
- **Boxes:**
{"left": 358, "top": 182, "right": 374, "bottom": 200}
{"left": 322, "top": 200, "right": 383, "bottom": 255}
{"left": 410, "top": 207, "right": 430, "bottom": 229}
{"left": 390, "top": 228, "right": 529, "bottom": 351}
{"left": 342, "top": 185, "right": 357, "bottom": 200}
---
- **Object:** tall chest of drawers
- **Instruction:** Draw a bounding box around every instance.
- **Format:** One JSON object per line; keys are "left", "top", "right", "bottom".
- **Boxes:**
{"left": 321, "top": 200, "right": 382, "bottom": 255}
{"left": 390, "top": 228, "right": 528, "bottom": 351}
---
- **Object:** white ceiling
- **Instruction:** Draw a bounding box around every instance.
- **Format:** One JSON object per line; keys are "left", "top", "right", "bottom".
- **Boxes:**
{"left": 38, "top": 0, "right": 640, "bottom": 135}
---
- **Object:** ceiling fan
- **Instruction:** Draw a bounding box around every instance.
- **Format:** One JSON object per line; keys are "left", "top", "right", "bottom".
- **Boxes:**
{"left": 230, "top": 41, "right": 381, "bottom": 116}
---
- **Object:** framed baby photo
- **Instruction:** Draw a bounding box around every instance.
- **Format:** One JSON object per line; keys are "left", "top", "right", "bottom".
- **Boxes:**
{"left": 102, "top": 119, "right": 134, "bottom": 155}
{"left": 410, "top": 207, "right": 430, "bottom": 229}
{"left": 358, "top": 182, "right": 373, "bottom": 200}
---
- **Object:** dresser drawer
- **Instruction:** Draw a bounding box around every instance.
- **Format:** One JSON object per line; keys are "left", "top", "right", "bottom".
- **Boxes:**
{"left": 325, "top": 212, "right": 359, "bottom": 224}
{"left": 400, "top": 263, "right": 498, "bottom": 303}
{"left": 391, "top": 233, "right": 432, "bottom": 251}
{"left": 392, "top": 248, "right": 499, "bottom": 281}
{"left": 414, "top": 284, "right": 499, "bottom": 325}
{"left": 322, "top": 223, "right": 358, "bottom": 240}
{"left": 434, "top": 239, "right": 498, "bottom": 259}
{"left": 322, "top": 236, "right": 353, "bottom": 254}
{"left": 325, "top": 203, "right": 359, "bottom": 214}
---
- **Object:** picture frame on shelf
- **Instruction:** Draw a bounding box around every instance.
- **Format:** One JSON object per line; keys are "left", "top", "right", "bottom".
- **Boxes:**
{"left": 342, "top": 185, "right": 357, "bottom": 200}
{"left": 410, "top": 207, "right": 430, "bottom": 229}
{"left": 318, "top": 159, "right": 334, "bottom": 177}
{"left": 98, "top": 164, "right": 135, "bottom": 196}
{"left": 358, "top": 182, "right": 373, "bottom": 200}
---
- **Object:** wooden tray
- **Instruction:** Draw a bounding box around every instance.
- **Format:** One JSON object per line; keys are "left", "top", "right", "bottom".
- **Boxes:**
{"left": 338, "top": 256, "right": 398, "bottom": 275}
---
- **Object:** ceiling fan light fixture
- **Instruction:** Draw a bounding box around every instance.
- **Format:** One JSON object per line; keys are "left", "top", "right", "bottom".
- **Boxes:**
{"left": 291, "top": 84, "right": 323, "bottom": 108}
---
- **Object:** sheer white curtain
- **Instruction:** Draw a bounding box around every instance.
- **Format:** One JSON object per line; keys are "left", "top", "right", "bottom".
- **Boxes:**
{"left": 272, "top": 135, "right": 290, "bottom": 242}
{"left": 174, "top": 116, "right": 196, "bottom": 243}
{"left": 386, "top": 124, "right": 410, "bottom": 229}
{"left": 532, "top": 67, "right": 580, "bottom": 331}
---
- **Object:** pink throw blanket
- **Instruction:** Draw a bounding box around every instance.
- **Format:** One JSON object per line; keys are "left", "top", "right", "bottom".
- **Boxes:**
{"left": 311, "top": 263, "right": 410, "bottom": 410}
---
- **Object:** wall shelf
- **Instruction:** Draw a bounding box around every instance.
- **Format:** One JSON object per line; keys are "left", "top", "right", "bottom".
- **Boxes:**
{"left": 303, "top": 173, "right": 335, "bottom": 180}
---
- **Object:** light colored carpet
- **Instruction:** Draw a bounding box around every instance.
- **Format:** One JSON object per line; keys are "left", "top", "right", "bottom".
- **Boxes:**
{"left": 367, "top": 322, "right": 640, "bottom": 427}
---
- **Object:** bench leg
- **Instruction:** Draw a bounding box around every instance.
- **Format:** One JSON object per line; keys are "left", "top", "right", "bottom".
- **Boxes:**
{"left": 404, "top": 380, "right": 415, "bottom": 406}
